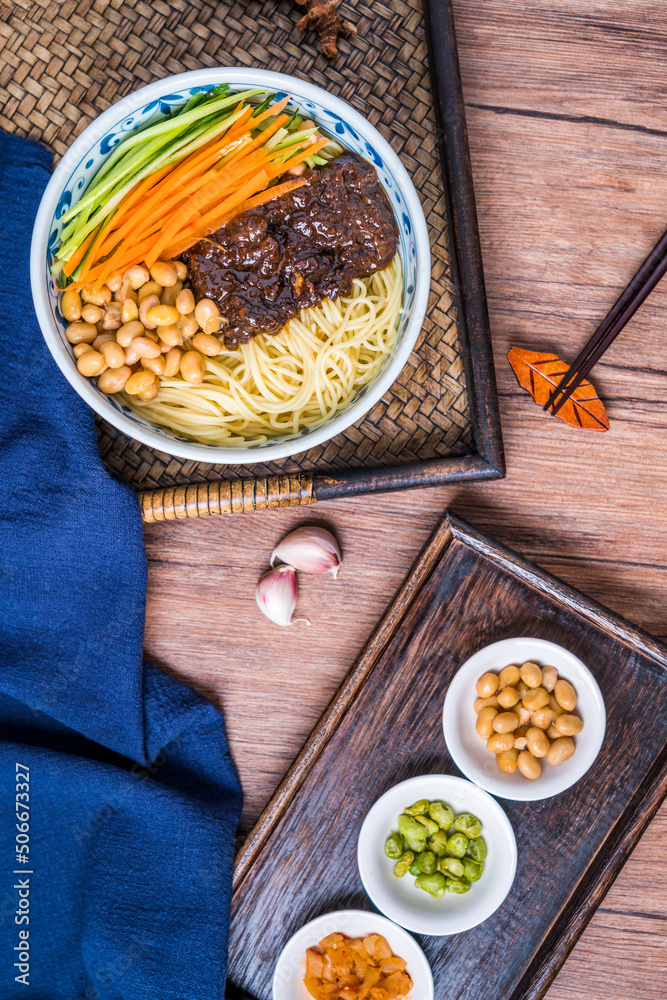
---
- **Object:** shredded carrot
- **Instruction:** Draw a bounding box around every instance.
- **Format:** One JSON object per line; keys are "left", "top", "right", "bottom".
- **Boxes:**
{"left": 165, "top": 171, "right": 271, "bottom": 255}
{"left": 248, "top": 95, "right": 289, "bottom": 127}
{"left": 62, "top": 227, "right": 100, "bottom": 277}
{"left": 70, "top": 235, "right": 157, "bottom": 289}
{"left": 76, "top": 163, "right": 174, "bottom": 282}
{"left": 103, "top": 134, "right": 256, "bottom": 266}
{"left": 267, "top": 137, "right": 328, "bottom": 177}
{"left": 220, "top": 113, "right": 290, "bottom": 167}
{"left": 143, "top": 146, "right": 280, "bottom": 267}
{"left": 98, "top": 140, "right": 248, "bottom": 259}
{"left": 243, "top": 176, "right": 307, "bottom": 209}
{"left": 218, "top": 104, "right": 254, "bottom": 140}
{"left": 68, "top": 97, "right": 328, "bottom": 283}
{"left": 160, "top": 177, "right": 308, "bottom": 259}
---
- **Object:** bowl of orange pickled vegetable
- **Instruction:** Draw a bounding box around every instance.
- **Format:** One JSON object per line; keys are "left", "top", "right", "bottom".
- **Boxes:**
{"left": 272, "top": 910, "right": 433, "bottom": 1000}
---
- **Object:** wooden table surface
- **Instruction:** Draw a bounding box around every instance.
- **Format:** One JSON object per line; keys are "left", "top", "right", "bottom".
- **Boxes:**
{"left": 142, "top": 2, "right": 666, "bottom": 997}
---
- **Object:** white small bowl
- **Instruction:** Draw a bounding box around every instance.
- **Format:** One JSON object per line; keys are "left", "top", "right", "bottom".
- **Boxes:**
{"left": 443, "top": 637, "right": 606, "bottom": 801}
{"left": 31, "top": 68, "right": 430, "bottom": 465}
{"left": 357, "top": 774, "right": 517, "bottom": 937}
{"left": 272, "top": 909, "right": 433, "bottom": 1000}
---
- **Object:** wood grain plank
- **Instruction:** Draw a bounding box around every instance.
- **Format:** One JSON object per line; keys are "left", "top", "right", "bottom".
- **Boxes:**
{"left": 143, "top": 1, "right": 667, "bottom": 998}
{"left": 547, "top": 801, "right": 667, "bottom": 999}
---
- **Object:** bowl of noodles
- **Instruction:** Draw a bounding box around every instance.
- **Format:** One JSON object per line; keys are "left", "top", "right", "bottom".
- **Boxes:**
{"left": 31, "top": 68, "right": 430, "bottom": 463}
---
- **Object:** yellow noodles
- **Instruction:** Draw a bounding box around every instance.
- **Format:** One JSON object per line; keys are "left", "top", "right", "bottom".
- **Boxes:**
{"left": 124, "top": 254, "right": 403, "bottom": 446}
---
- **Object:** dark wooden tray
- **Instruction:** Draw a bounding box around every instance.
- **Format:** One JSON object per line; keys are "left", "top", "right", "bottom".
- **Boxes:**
{"left": 227, "top": 512, "right": 667, "bottom": 1000}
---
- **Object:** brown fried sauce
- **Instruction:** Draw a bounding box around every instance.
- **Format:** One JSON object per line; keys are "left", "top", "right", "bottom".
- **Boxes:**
{"left": 184, "top": 153, "right": 399, "bottom": 350}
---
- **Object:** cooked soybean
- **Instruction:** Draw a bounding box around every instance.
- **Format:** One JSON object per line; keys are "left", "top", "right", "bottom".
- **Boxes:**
{"left": 497, "top": 686, "right": 521, "bottom": 709}
{"left": 474, "top": 695, "right": 500, "bottom": 714}
{"left": 554, "top": 713, "right": 583, "bottom": 736}
{"left": 462, "top": 858, "right": 484, "bottom": 882}
{"left": 415, "top": 872, "right": 447, "bottom": 897}
{"left": 520, "top": 661, "right": 543, "bottom": 689}
{"left": 522, "top": 687, "right": 550, "bottom": 712}
{"left": 384, "top": 834, "right": 404, "bottom": 859}
{"left": 453, "top": 813, "right": 482, "bottom": 839}
{"left": 428, "top": 800, "right": 455, "bottom": 829}
{"left": 497, "top": 748, "right": 519, "bottom": 773}
{"left": 517, "top": 750, "right": 542, "bottom": 780}
{"left": 554, "top": 679, "right": 577, "bottom": 711}
{"left": 492, "top": 711, "right": 520, "bottom": 734}
{"left": 428, "top": 830, "right": 449, "bottom": 857}
{"left": 393, "top": 851, "right": 415, "bottom": 878}
{"left": 404, "top": 799, "right": 430, "bottom": 816}
{"left": 476, "top": 705, "right": 499, "bottom": 739}
{"left": 498, "top": 664, "right": 521, "bottom": 688}
{"left": 445, "top": 877, "right": 471, "bottom": 894}
{"left": 546, "top": 736, "right": 575, "bottom": 765}
{"left": 467, "top": 836, "right": 487, "bottom": 862}
{"left": 417, "top": 850, "right": 437, "bottom": 874}
{"left": 541, "top": 665, "right": 558, "bottom": 692}
{"left": 439, "top": 857, "right": 464, "bottom": 877}
{"left": 476, "top": 672, "right": 499, "bottom": 698}
{"left": 486, "top": 731, "right": 515, "bottom": 753}
{"left": 480, "top": 662, "right": 584, "bottom": 784}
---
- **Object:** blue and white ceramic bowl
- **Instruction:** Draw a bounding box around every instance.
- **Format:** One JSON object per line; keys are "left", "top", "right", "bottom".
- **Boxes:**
{"left": 31, "top": 68, "right": 431, "bottom": 464}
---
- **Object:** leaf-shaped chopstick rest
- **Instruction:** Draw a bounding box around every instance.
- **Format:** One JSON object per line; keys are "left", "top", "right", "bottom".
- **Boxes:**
{"left": 508, "top": 347, "right": 609, "bottom": 431}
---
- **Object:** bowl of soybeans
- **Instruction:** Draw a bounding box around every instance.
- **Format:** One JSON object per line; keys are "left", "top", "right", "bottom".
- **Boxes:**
{"left": 442, "top": 638, "right": 606, "bottom": 801}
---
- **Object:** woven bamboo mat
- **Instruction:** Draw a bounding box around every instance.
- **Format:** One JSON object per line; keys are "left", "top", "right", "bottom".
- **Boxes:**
{"left": 1, "top": 0, "right": 473, "bottom": 490}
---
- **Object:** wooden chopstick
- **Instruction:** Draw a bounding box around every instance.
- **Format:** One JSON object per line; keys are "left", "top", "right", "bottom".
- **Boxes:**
{"left": 545, "top": 226, "right": 667, "bottom": 415}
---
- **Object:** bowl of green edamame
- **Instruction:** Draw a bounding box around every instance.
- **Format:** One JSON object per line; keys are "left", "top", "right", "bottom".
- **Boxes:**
{"left": 357, "top": 774, "right": 517, "bottom": 936}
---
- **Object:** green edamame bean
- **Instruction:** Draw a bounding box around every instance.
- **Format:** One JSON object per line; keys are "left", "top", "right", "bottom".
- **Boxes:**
{"left": 467, "top": 836, "right": 487, "bottom": 862}
{"left": 428, "top": 800, "right": 454, "bottom": 830}
{"left": 414, "top": 814, "right": 439, "bottom": 837}
{"left": 414, "top": 872, "right": 446, "bottom": 897}
{"left": 398, "top": 813, "right": 427, "bottom": 842}
{"left": 385, "top": 833, "right": 405, "bottom": 859}
{"left": 397, "top": 814, "right": 427, "bottom": 853}
{"left": 439, "top": 856, "right": 464, "bottom": 877}
{"left": 453, "top": 813, "right": 482, "bottom": 839}
{"left": 445, "top": 876, "right": 471, "bottom": 894}
{"left": 428, "top": 830, "right": 449, "bottom": 857}
{"left": 417, "top": 850, "right": 436, "bottom": 874}
{"left": 404, "top": 799, "right": 430, "bottom": 816}
{"left": 461, "top": 858, "right": 483, "bottom": 882}
{"left": 408, "top": 857, "right": 422, "bottom": 877}
{"left": 446, "top": 832, "right": 469, "bottom": 858}
{"left": 393, "top": 851, "right": 415, "bottom": 878}
{"left": 405, "top": 834, "right": 427, "bottom": 853}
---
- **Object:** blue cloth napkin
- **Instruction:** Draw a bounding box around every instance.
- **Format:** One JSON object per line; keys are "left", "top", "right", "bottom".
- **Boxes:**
{"left": 0, "top": 131, "right": 243, "bottom": 999}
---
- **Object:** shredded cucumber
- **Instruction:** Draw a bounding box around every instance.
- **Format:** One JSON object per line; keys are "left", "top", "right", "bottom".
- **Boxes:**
{"left": 85, "top": 88, "right": 257, "bottom": 197}
{"left": 272, "top": 127, "right": 318, "bottom": 151}
{"left": 54, "top": 86, "right": 339, "bottom": 278}
{"left": 56, "top": 106, "right": 258, "bottom": 261}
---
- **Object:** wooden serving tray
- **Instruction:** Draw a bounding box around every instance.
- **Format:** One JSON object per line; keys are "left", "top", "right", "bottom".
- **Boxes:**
{"left": 228, "top": 513, "right": 667, "bottom": 1000}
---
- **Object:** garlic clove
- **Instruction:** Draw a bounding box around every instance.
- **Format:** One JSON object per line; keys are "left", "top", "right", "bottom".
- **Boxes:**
{"left": 255, "top": 565, "right": 311, "bottom": 627}
{"left": 270, "top": 526, "right": 341, "bottom": 577}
